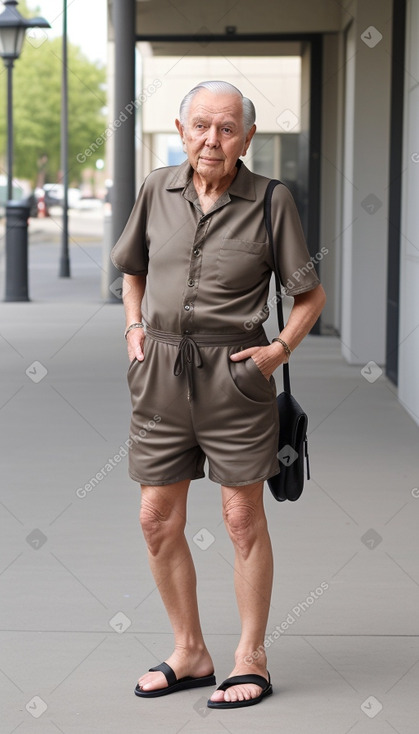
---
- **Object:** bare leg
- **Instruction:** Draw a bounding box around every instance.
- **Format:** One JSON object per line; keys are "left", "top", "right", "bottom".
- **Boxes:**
{"left": 209, "top": 481, "right": 273, "bottom": 703}
{"left": 137, "top": 480, "right": 213, "bottom": 691}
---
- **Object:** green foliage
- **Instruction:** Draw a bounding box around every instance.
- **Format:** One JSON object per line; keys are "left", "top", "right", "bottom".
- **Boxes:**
{"left": 0, "top": 24, "right": 106, "bottom": 184}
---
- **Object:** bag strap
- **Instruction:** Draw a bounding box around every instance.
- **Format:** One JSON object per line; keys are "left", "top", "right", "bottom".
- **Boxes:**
{"left": 263, "top": 179, "right": 291, "bottom": 395}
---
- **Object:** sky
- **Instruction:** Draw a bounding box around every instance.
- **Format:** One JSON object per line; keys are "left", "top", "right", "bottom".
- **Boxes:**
{"left": 25, "top": 0, "right": 107, "bottom": 65}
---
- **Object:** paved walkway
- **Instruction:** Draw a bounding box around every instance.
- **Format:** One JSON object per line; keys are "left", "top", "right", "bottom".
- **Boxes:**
{"left": 0, "top": 223, "right": 418, "bottom": 733}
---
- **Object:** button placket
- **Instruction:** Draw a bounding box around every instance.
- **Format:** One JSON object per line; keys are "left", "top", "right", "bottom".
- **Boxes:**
{"left": 180, "top": 217, "right": 208, "bottom": 330}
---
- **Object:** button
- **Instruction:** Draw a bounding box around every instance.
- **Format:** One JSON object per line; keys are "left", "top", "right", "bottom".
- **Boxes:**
{"left": 193, "top": 248, "right": 201, "bottom": 257}
{"left": 184, "top": 304, "right": 190, "bottom": 311}
{"left": 187, "top": 278, "right": 195, "bottom": 287}
{"left": 184, "top": 330, "right": 190, "bottom": 334}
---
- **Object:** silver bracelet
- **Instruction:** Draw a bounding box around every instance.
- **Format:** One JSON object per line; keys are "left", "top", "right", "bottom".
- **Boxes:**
{"left": 124, "top": 322, "right": 144, "bottom": 339}
{"left": 272, "top": 337, "right": 291, "bottom": 359}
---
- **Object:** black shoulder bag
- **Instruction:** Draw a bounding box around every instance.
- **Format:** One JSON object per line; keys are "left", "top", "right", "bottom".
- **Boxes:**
{"left": 264, "top": 179, "right": 310, "bottom": 502}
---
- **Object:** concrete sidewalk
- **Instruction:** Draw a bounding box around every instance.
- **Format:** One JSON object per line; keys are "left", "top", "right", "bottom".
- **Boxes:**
{"left": 0, "top": 234, "right": 418, "bottom": 733}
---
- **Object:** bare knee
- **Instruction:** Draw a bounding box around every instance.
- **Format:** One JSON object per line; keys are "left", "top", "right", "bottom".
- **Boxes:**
{"left": 223, "top": 499, "right": 265, "bottom": 560}
{"left": 140, "top": 496, "right": 185, "bottom": 556}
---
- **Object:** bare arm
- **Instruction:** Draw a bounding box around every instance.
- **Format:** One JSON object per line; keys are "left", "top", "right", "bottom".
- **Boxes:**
{"left": 123, "top": 273, "right": 147, "bottom": 363}
{"left": 230, "top": 284, "right": 326, "bottom": 378}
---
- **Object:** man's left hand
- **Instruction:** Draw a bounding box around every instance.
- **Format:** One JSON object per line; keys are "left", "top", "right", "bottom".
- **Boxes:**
{"left": 229, "top": 343, "right": 286, "bottom": 380}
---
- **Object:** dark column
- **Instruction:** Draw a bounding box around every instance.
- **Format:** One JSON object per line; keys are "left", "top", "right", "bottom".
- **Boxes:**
{"left": 110, "top": 0, "right": 136, "bottom": 301}
{"left": 59, "top": 0, "right": 70, "bottom": 278}
{"left": 299, "top": 37, "right": 323, "bottom": 334}
{"left": 5, "top": 202, "right": 30, "bottom": 302}
{"left": 6, "top": 61, "right": 13, "bottom": 201}
{"left": 386, "top": 0, "right": 406, "bottom": 386}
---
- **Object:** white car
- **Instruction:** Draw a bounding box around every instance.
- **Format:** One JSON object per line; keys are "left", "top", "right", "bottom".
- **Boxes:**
{"left": 43, "top": 185, "right": 82, "bottom": 209}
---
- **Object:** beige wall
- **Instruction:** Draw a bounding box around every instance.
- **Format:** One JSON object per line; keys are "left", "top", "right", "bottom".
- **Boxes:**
{"left": 141, "top": 55, "right": 301, "bottom": 135}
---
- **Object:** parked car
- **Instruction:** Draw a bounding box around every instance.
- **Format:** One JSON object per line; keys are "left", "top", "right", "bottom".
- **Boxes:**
{"left": 19, "top": 185, "right": 83, "bottom": 217}
{"left": 72, "top": 196, "right": 103, "bottom": 210}
{"left": 43, "top": 185, "right": 82, "bottom": 209}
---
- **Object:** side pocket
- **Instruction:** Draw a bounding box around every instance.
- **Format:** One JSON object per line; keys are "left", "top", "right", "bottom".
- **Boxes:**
{"left": 127, "top": 356, "right": 143, "bottom": 385}
{"left": 127, "top": 356, "right": 138, "bottom": 372}
{"left": 227, "top": 348, "right": 274, "bottom": 404}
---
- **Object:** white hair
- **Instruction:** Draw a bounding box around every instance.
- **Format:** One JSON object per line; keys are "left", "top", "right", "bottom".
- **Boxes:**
{"left": 179, "top": 80, "right": 256, "bottom": 133}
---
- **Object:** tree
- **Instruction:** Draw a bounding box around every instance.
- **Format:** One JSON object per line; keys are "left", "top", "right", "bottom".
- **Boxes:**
{"left": 0, "top": 2, "right": 106, "bottom": 185}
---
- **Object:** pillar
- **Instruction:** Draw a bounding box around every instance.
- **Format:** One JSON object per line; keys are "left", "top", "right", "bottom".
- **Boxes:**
{"left": 111, "top": 0, "right": 136, "bottom": 258}
{"left": 340, "top": 0, "right": 392, "bottom": 364}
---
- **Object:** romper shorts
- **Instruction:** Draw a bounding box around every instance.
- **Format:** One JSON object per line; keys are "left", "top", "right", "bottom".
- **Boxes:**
{"left": 126, "top": 326, "right": 280, "bottom": 487}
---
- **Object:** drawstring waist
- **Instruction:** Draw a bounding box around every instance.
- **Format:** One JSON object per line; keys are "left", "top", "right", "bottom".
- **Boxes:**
{"left": 146, "top": 325, "right": 264, "bottom": 398}
{"left": 145, "top": 325, "right": 264, "bottom": 347}
{"left": 173, "top": 335, "right": 203, "bottom": 385}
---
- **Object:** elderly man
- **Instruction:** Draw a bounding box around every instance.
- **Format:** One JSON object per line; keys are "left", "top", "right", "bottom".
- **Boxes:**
{"left": 111, "top": 80, "right": 325, "bottom": 709}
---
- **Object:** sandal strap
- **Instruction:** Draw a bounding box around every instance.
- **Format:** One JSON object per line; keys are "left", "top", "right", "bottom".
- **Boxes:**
{"left": 149, "top": 662, "right": 177, "bottom": 687}
{"left": 217, "top": 673, "right": 270, "bottom": 692}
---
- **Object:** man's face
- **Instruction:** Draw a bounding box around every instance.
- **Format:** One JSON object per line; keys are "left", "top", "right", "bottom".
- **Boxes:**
{"left": 176, "top": 89, "right": 256, "bottom": 182}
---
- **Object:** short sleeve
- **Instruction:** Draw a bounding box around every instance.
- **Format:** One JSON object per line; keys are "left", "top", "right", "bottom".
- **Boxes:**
{"left": 271, "top": 183, "right": 320, "bottom": 296}
{"left": 110, "top": 182, "right": 148, "bottom": 275}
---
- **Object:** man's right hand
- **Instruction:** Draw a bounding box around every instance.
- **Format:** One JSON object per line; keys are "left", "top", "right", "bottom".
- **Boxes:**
{"left": 127, "top": 328, "right": 145, "bottom": 363}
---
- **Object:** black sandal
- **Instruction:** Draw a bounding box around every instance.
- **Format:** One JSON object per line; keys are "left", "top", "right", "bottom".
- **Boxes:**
{"left": 207, "top": 672, "right": 272, "bottom": 708}
{"left": 135, "top": 661, "right": 216, "bottom": 698}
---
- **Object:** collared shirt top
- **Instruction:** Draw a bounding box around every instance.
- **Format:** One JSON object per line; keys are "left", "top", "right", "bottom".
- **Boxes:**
{"left": 111, "top": 159, "right": 320, "bottom": 335}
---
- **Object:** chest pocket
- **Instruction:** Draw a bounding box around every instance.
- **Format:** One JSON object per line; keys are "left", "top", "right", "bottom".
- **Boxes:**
{"left": 216, "top": 238, "right": 269, "bottom": 290}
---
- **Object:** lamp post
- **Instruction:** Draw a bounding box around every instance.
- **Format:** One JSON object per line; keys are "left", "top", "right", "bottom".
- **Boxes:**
{"left": 59, "top": 0, "right": 69, "bottom": 277}
{"left": 0, "top": 0, "right": 50, "bottom": 301}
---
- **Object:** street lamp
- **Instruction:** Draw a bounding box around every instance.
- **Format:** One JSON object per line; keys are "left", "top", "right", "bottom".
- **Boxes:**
{"left": 0, "top": 0, "right": 50, "bottom": 301}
